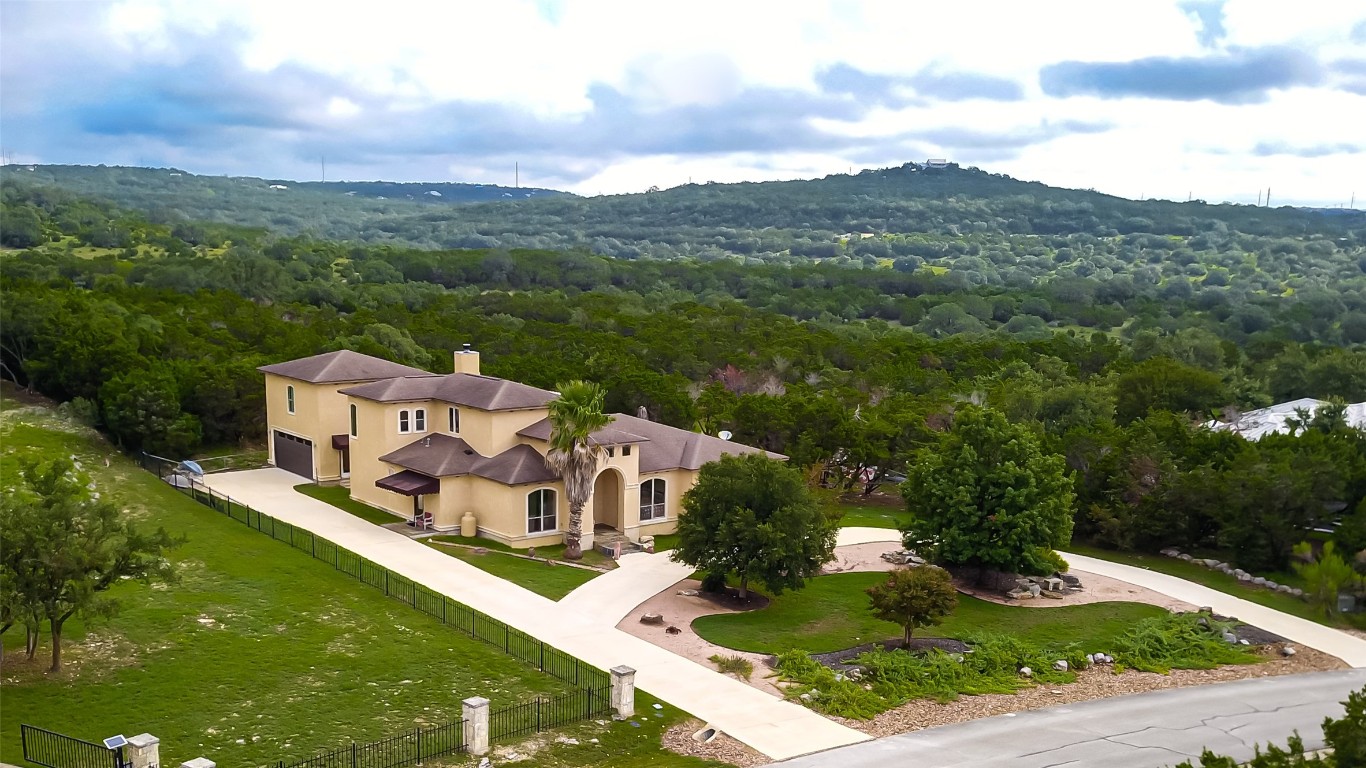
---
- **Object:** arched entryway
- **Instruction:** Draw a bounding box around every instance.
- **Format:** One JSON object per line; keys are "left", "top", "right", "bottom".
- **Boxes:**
{"left": 591, "top": 469, "right": 623, "bottom": 532}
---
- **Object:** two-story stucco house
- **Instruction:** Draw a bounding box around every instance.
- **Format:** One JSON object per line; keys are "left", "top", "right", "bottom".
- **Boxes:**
{"left": 259, "top": 346, "right": 776, "bottom": 550}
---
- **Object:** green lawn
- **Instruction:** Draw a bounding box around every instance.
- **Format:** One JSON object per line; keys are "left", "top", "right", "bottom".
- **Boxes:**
{"left": 294, "top": 483, "right": 403, "bottom": 525}
{"left": 427, "top": 544, "right": 602, "bottom": 600}
{"left": 1, "top": 408, "right": 574, "bottom": 768}
{"left": 692, "top": 571, "right": 1168, "bottom": 655}
{"left": 1066, "top": 544, "right": 1335, "bottom": 626}
{"left": 428, "top": 535, "right": 617, "bottom": 569}
{"left": 832, "top": 502, "right": 911, "bottom": 530}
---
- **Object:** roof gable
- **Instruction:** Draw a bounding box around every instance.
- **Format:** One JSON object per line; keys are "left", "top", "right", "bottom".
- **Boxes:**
{"left": 259, "top": 350, "right": 432, "bottom": 384}
{"left": 341, "top": 373, "right": 555, "bottom": 411}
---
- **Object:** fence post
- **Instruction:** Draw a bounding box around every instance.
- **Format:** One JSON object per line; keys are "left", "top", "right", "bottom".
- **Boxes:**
{"left": 611, "top": 665, "right": 636, "bottom": 719}
{"left": 181, "top": 758, "right": 215, "bottom": 768}
{"left": 125, "top": 734, "right": 160, "bottom": 768}
{"left": 462, "top": 697, "right": 489, "bottom": 756}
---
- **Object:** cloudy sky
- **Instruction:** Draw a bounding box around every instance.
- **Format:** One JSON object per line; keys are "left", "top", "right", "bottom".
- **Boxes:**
{"left": 2, "top": 0, "right": 1364, "bottom": 205}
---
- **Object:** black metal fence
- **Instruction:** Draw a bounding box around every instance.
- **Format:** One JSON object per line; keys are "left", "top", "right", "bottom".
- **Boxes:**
{"left": 138, "top": 452, "right": 609, "bottom": 691}
{"left": 277, "top": 721, "right": 465, "bottom": 768}
{"left": 20, "top": 726, "right": 120, "bottom": 768}
{"left": 489, "top": 686, "right": 613, "bottom": 742}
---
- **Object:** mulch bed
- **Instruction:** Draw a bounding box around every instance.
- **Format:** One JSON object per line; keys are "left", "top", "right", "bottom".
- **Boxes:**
{"left": 696, "top": 587, "right": 771, "bottom": 612}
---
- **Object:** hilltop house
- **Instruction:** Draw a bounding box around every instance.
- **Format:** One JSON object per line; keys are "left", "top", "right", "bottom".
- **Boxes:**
{"left": 259, "top": 347, "right": 774, "bottom": 549}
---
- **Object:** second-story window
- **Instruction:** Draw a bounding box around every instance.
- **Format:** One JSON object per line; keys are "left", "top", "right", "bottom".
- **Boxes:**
{"left": 449, "top": 407, "right": 460, "bottom": 433}
{"left": 399, "top": 410, "right": 411, "bottom": 433}
{"left": 286, "top": 385, "right": 295, "bottom": 414}
{"left": 349, "top": 403, "right": 357, "bottom": 438}
{"left": 414, "top": 408, "right": 426, "bottom": 432}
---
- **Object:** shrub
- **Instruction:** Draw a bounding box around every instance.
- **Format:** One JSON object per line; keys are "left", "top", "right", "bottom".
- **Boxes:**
{"left": 709, "top": 654, "right": 754, "bottom": 681}
{"left": 1111, "top": 612, "right": 1259, "bottom": 673}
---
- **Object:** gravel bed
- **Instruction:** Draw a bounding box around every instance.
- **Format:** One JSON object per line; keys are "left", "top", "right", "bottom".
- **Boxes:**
{"left": 826, "top": 644, "right": 1346, "bottom": 738}
{"left": 661, "top": 718, "right": 768, "bottom": 767}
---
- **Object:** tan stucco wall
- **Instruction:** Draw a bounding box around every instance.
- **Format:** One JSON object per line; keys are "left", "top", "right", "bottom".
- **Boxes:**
{"left": 458, "top": 479, "right": 570, "bottom": 548}
{"left": 620, "top": 468, "right": 696, "bottom": 541}
{"left": 263, "top": 374, "right": 358, "bottom": 481}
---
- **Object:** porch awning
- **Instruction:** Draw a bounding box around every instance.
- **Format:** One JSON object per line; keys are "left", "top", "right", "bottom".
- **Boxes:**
{"left": 332, "top": 434, "right": 349, "bottom": 450}
{"left": 376, "top": 470, "right": 439, "bottom": 496}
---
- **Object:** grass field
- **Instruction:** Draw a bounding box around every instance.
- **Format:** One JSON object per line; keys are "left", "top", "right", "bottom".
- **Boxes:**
{"left": 427, "top": 544, "right": 602, "bottom": 600}
{"left": 426, "top": 535, "right": 617, "bottom": 569}
{"left": 1066, "top": 544, "right": 1334, "bottom": 626}
{"left": 832, "top": 502, "right": 911, "bottom": 529}
{"left": 294, "top": 482, "right": 404, "bottom": 525}
{"left": 0, "top": 405, "right": 575, "bottom": 768}
{"left": 692, "top": 571, "right": 1168, "bottom": 655}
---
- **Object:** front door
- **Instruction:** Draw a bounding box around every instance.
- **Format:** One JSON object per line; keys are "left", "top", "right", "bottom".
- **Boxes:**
{"left": 340, "top": 447, "right": 350, "bottom": 478}
{"left": 592, "top": 470, "right": 622, "bottom": 530}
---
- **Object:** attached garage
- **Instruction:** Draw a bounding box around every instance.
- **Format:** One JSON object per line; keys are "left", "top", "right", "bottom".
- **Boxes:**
{"left": 273, "top": 431, "right": 314, "bottom": 480}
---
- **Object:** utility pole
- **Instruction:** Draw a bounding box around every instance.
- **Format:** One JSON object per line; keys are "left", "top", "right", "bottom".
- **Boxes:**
{"left": 321, "top": 155, "right": 326, "bottom": 183}
{"left": 1257, "top": 189, "right": 1262, "bottom": 206}
{"left": 1266, "top": 187, "right": 1271, "bottom": 207}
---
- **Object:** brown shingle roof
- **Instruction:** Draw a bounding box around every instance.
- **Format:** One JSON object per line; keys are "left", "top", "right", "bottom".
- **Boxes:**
{"left": 519, "top": 413, "right": 780, "bottom": 472}
{"left": 516, "top": 417, "right": 649, "bottom": 446}
{"left": 379, "top": 434, "right": 557, "bottom": 485}
{"left": 258, "top": 350, "right": 433, "bottom": 384}
{"left": 341, "top": 374, "right": 555, "bottom": 412}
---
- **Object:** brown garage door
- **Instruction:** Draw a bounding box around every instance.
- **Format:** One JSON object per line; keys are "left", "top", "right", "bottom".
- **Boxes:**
{"left": 273, "top": 431, "right": 314, "bottom": 480}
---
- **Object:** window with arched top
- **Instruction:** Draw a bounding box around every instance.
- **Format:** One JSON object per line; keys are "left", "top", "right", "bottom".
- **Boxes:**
{"left": 349, "top": 403, "right": 357, "bottom": 437}
{"left": 527, "top": 489, "right": 557, "bottom": 534}
{"left": 286, "top": 385, "right": 295, "bottom": 414}
{"left": 639, "top": 478, "right": 666, "bottom": 521}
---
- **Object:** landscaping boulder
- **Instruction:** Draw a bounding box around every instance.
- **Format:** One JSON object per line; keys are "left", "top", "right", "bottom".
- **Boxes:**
{"left": 1222, "top": 631, "right": 1238, "bottom": 644}
{"left": 1282, "top": 646, "right": 1297, "bottom": 657}
{"left": 1201, "top": 559, "right": 1221, "bottom": 568}
{"left": 1160, "top": 548, "right": 1181, "bottom": 557}
{"left": 1276, "top": 584, "right": 1294, "bottom": 594}
{"left": 1057, "top": 572, "right": 1082, "bottom": 588}
{"left": 1052, "top": 660, "right": 1069, "bottom": 672}
{"left": 1252, "top": 577, "right": 1268, "bottom": 587}
{"left": 1291, "top": 587, "right": 1304, "bottom": 597}
{"left": 1006, "top": 587, "right": 1035, "bottom": 601}
{"left": 1042, "top": 577, "right": 1064, "bottom": 592}
{"left": 1178, "top": 553, "right": 1194, "bottom": 561}
{"left": 1019, "top": 666, "right": 1033, "bottom": 678}
{"left": 640, "top": 613, "right": 665, "bottom": 625}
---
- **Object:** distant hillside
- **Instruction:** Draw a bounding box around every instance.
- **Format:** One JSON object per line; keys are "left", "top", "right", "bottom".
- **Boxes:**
{"left": 4, "top": 161, "right": 1361, "bottom": 262}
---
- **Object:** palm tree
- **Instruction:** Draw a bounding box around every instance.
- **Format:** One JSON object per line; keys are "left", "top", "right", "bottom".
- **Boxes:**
{"left": 545, "top": 380, "right": 611, "bottom": 559}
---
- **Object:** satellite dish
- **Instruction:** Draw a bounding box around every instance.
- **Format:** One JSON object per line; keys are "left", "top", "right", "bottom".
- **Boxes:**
{"left": 718, "top": 431, "right": 732, "bottom": 441}
{"left": 103, "top": 736, "right": 128, "bottom": 750}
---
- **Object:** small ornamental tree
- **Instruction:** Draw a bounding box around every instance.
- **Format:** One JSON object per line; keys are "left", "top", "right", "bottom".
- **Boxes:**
{"left": 903, "top": 406, "right": 1075, "bottom": 576}
{"left": 672, "top": 453, "right": 837, "bottom": 600}
{"left": 866, "top": 566, "right": 958, "bottom": 647}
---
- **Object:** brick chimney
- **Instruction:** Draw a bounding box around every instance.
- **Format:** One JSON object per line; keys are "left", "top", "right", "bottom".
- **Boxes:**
{"left": 453, "top": 344, "right": 481, "bottom": 375}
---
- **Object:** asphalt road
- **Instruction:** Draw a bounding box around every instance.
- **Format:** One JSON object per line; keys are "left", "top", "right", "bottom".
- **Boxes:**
{"left": 769, "top": 669, "right": 1366, "bottom": 767}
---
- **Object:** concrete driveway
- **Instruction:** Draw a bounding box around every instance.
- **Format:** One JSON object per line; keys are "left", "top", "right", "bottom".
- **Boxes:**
{"left": 769, "top": 668, "right": 1366, "bottom": 767}
{"left": 201, "top": 468, "right": 869, "bottom": 761}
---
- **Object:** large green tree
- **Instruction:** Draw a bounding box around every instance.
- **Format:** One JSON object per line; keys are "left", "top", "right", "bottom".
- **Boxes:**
{"left": 903, "top": 406, "right": 1075, "bottom": 576}
{"left": 672, "top": 453, "right": 837, "bottom": 599}
{"left": 0, "top": 457, "right": 178, "bottom": 671}
{"left": 545, "top": 380, "right": 612, "bottom": 560}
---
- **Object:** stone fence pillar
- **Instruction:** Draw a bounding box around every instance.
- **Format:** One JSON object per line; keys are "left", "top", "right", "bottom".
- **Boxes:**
{"left": 611, "top": 665, "right": 636, "bottom": 719}
{"left": 462, "top": 696, "right": 490, "bottom": 756}
{"left": 125, "top": 734, "right": 159, "bottom": 768}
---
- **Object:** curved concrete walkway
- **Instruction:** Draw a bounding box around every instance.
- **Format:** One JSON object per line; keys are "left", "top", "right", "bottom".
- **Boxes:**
{"left": 1061, "top": 551, "right": 1366, "bottom": 667}
{"left": 557, "top": 550, "right": 694, "bottom": 626}
{"left": 201, "top": 469, "right": 868, "bottom": 761}
{"left": 837, "top": 526, "right": 1366, "bottom": 668}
